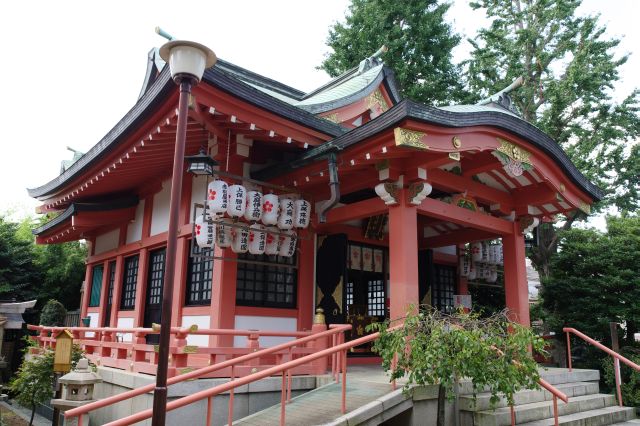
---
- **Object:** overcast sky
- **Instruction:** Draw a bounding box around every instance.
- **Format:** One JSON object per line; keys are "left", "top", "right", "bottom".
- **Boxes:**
{"left": 1, "top": 0, "right": 637, "bottom": 225}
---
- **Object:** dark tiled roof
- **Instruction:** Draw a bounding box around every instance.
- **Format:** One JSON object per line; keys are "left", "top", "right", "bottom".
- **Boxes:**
{"left": 254, "top": 99, "right": 603, "bottom": 201}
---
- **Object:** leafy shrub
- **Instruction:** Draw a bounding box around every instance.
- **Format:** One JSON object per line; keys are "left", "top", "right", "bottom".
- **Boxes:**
{"left": 40, "top": 299, "right": 67, "bottom": 326}
{"left": 602, "top": 346, "right": 640, "bottom": 408}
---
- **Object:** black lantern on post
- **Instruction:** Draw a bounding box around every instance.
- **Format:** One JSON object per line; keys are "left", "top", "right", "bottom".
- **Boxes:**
{"left": 185, "top": 147, "right": 218, "bottom": 176}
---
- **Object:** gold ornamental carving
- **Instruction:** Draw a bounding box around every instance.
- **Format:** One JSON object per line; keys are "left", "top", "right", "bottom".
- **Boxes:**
{"left": 579, "top": 202, "right": 591, "bottom": 214}
{"left": 394, "top": 127, "right": 428, "bottom": 150}
{"left": 452, "top": 136, "right": 462, "bottom": 149}
{"left": 323, "top": 113, "right": 340, "bottom": 123}
{"left": 366, "top": 89, "right": 389, "bottom": 112}
{"left": 496, "top": 138, "right": 532, "bottom": 165}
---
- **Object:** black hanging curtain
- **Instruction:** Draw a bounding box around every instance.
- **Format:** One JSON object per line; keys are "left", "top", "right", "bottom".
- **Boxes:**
{"left": 418, "top": 249, "right": 434, "bottom": 306}
{"left": 316, "top": 234, "right": 348, "bottom": 325}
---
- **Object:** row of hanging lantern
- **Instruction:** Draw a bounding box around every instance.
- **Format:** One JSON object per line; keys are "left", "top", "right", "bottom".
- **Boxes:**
{"left": 194, "top": 179, "right": 310, "bottom": 257}
{"left": 459, "top": 241, "right": 504, "bottom": 283}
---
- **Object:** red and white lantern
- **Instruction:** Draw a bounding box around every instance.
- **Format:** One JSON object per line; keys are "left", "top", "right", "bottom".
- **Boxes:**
{"left": 244, "top": 191, "right": 263, "bottom": 222}
{"left": 207, "top": 180, "right": 228, "bottom": 215}
{"left": 261, "top": 193, "right": 279, "bottom": 225}
{"left": 459, "top": 256, "right": 470, "bottom": 277}
{"left": 278, "top": 198, "right": 295, "bottom": 230}
{"left": 227, "top": 184, "right": 247, "bottom": 218}
{"left": 264, "top": 226, "right": 281, "bottom": 255}
{"left": 278, "top": 229, "right": 297, "bottom": 257}
{"left": 471, "top": 242, "right": 483, "bottom": 262}
{"left": 194, "top": 215, "right": 215, "bottom": 248}
{"left": 248, "top": 223, "right": 267, "bottom": 255}
{"left": 216, "top": 217, "right": 233, "bottom": 248}
{"left": 294, "top": 199, "right": 311, "bottom": 229}
{"left": 231, "top": 225, "right": 249, "bottom": 254}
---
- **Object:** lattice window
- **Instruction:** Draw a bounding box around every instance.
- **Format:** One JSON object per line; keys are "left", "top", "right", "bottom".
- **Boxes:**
{"left": 146, "top": 249, "right": 166, "bottom": 306}
{"left": 367, "top": 279, "right": 385, "bottom": 316}
{"left": 432, "top": 265, "right": 456, "bottom": 313}
{"left": 89, "top": 265, "right": 103, "bottom": 307}
{"left": 120, "top": 255, "right": 139, "bottom": 310}
{"left": 186, "top": 242, "right": 213, "bottom": 305}
{"left": 346, "top": 281, "right": 354, "bottom": 314}
{"left": 107, "top": 261, "right": 116, "bottom": 306}
{"left": 236, "top": 253, "right": 297, "bottom": 308}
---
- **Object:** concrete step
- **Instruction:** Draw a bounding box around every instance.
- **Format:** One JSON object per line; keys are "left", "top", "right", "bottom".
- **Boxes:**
{"left": 611, "top": 419, "right": 640, "bottom": 426}
{"left": 456, "top": 369, "right": 600, "bottom": 395}
{"left": 460, "top": 382, "right": 601, "bottom": 412}
{"left": 466, "top": 394, "right": 617, "bottom": 426}
{"left": 520, "top": 406, "right": 636, "bottom": 426}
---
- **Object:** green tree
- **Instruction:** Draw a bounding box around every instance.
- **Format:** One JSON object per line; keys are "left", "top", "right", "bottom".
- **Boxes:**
{"left": 370, "top": 308, "right": 545, "bottom": 426}
{"left": 320, "top": 0, "right": 465, "bottom": 104}
{"left": 40, "top": 300, "right": 67, "bottom": 327}
{"left": 0, "top": 216, "right": 40, "bottom": 301}
{"left": 464, "top": 0, "right": 640, "bottom": 276}
{"left": 541, "top": 216, "right": 640, "bottom": 345}
{"left": 10, "top": 343, "right": 85, "bottom": 425}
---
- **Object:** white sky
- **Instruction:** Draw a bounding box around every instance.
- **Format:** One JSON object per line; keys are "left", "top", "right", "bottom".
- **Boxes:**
{"left": 0, "top": 0, "right": 637, "bottom": 227}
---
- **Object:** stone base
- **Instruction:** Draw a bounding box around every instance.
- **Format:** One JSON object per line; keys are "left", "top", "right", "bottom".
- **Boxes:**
{"left": 51, "top": 398, "right": 94, "bottom": 426}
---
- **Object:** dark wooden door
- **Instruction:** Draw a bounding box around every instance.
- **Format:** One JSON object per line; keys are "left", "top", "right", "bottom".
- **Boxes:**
{"left": 143, "top": 248, "right": 166, "bottom": 344}
{"left": 315, "top": 234, "right": 348, "bottom": 325}
{"left": 104, "top": 261, "right": 116, "bottom": 327}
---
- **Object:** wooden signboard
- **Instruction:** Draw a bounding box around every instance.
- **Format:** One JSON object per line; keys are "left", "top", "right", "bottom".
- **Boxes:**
{"left": 54, "top": 330, "right": 73, "bottom": 373}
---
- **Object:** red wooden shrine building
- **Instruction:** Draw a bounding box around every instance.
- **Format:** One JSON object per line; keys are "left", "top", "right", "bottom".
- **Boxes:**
{"left": 28, "top": 45, "right": 601, "bottom": 369}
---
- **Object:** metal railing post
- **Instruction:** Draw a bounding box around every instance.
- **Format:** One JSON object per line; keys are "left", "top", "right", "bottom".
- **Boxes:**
{"left": 228, "top": 365, "right": 235, "bottom": 426}
{"left": 565, "top": 331, "right": 572, "bottom": 371}
{"left": 280, "top": 371, "right": 286, "bottom": 426}
{"left": 552, "top": 395, "right": 558, "bottom": 426}
{"left": 341, "top": 350, "right": 347, "bottom": 414}
{"left": 510, "top": 404, "right": 515, "bottom": 426}
{"left": 206, "top": 396, "right": 212, "bottom": 426}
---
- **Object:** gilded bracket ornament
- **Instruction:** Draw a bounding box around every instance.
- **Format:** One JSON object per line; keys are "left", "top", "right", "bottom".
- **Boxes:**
{"left": 394, "top": 127, "right": 428, "bottom": 150}
{"left": 519, "top": 216, "right": 540, "bottom": 234}
{"left": 492, "top": 138, "right": 533, "bottom": 177}
{"left": 374, "top": 182, "right": 399, "bottom": 205}
{"left": 407, "top": 182, "right": 433, "bottom": 205}
{"left": 366, "top": 89, "right": 389, "bottom": 112}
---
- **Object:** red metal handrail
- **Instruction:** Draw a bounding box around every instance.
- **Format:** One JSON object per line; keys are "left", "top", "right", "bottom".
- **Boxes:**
{"left": 65, "top": 324, "right": 351, "bottom": 426}
{"left": 564, "top": 327, "right": 640, "bottom": 407}
{"left": 103, "top": 325, "right": 568, "bottom": 426}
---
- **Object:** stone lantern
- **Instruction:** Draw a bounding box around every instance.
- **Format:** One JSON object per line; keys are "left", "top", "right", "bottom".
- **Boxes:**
{"left": 51, "top": 358, "right": 102, "bottom": 426}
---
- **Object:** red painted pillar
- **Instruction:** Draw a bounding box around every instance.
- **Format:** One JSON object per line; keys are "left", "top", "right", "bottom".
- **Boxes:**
{"left": 110, "top": 255, "right": 124, "bottom": 327}
{"left": 80, "top": 263, "right": 93, "bottom": 320}
{"left": 171, "top": 237, "right": 188, "bottom": 328}
{"left": 502, "top": 225, "right": 530, "bottom": 326}
{"left": 209, "top": 247, "right": 237, "bottom": 347}
{"left": 388, "top": 190, "right": 420, "bottom": 321}
{"left": 133, "top": 248, "right": 149, "bottom": 327}
{"left": 297, "top": 232, "right": 315, "bottom": 331}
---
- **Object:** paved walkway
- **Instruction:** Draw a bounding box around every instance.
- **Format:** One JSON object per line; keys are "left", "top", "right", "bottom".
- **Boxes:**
{"left": 0, "top": 401, "right": 50, "bottom": 426}
{"left": 233, "top": 366, "right": 402, "bottom": 426}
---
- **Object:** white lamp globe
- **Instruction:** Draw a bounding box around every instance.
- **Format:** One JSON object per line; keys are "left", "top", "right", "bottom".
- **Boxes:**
{"left": 159, "top": 40, "right": 217, "bottom": 82}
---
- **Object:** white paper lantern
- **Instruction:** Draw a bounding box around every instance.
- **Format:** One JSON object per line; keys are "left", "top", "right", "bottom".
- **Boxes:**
{"left": 278, "top": 198, "right": 295, "bottom": 230}
{"left": 487, "top": 245, "right": 497, "bottom": 265}
{"left": 231, "top": 225, "right": 249, "bottom": 254}
{"left": 248, "top": 224, "right": 267, "bottom": 255}
{"left": 481, "top": 242, "right": 490, "bottom": 263}
{"left": 278, "top": 229, "right": 297, "bottom": 257}
{"left": 264, "top": 226, "right": 281, "bottom": 255}
{"left": 227, "top": 184, "right": 247, "bottom": 218}
{"left": 194, "top": 215, "right": 215, "bottom": 248}
{"left": 497, "top": 244, "right": 504, "bottom": 265}
{"left": 207, "top": 180, "right": 228, "bottom": 214}
{"left": 261, "top": 193, "right": 279, "bottom": 225}
{"left": 459, "top": 256, "right": 470, "bottom": 277}
{"left": 487, "top": 265, "right": 498, "bottom": 283}
{"left": 294, "top": 199, "right": 311, "bottom": 229}
{"left": 468, "top": 261, "right": 477, "bottom": 280}
{"left": 471, "top": 242, "right": 483, "bottom": 262}
{"left": 244, "top": 191, "right": 263, "bottom": 222}
{"left": 216, "top": 217, "right": 233, "bottom": 248}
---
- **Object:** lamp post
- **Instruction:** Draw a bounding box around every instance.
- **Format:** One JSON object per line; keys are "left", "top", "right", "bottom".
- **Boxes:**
{"left": 153, "top": 40, "right": 216, "bottom": 426}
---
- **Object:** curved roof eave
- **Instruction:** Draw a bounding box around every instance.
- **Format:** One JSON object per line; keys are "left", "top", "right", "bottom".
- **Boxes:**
{"left": 254, "top": 99, "right": 603, "bottom": 202}
{"left": 29, "top": 65, "right": 347, "bottom": 201}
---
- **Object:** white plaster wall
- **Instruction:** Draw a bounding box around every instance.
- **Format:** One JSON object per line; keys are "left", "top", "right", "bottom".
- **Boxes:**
{"left": 150, "top": 180, "right": 171, "bottom": 236}
{"left": 190, "top": 175, "right": 207, "bottom": 221}
{"left": 181, "top": 315, "right": 211, "bottom": 346}
{"left": 434, "top": 245, "right": 457, "bottom": 256}
{"left": 126, "top": 199, "right": 145, "bottom": 244}
{"left": 86, "top": 312, "right": 100, "bottom": 337}
{"left": 116, "top": 317, "right": 134, "bottom": 342}
{"left": 94, "top": 229, "right": 120, "bottom": 255}
{"left": 233, "top": 315, "right": 297, "bottom": 348}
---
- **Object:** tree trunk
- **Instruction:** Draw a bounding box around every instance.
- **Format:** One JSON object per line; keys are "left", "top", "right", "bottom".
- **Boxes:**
{"left": 29, "top": 402, "right": 35, "bottom": 426}
{"left": 437, "top": 384, "right": 446, "bottom": 426}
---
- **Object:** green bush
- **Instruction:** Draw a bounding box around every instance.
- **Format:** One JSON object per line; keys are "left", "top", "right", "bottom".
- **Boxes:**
{"left": 40, "top": 299, "right": 67, "bottom": 326}
{"left": 602, "top": 346, "right": 640, "bottom": 408}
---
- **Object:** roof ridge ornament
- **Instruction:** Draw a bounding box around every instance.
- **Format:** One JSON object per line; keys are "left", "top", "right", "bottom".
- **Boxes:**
{"left": 477, "top": 76, "right": 523, "bottom": 116}
{"left": 358, "top": 45, "right": 388, "bottom": 74}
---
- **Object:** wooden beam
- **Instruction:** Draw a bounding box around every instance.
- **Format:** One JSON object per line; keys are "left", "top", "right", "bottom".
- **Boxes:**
{"left": 324, "top": 197, "right": 388, "bottom": 225}
{"left": 422, "top": 228, "right": 498, "bottom": 248}
{"left": 416, "top": 197, "right": 513, "bottom": 235}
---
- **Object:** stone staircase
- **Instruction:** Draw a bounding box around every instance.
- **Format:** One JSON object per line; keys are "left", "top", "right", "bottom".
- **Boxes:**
{"left": 460, "top": 368, "right": 637, "bottom": 426}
